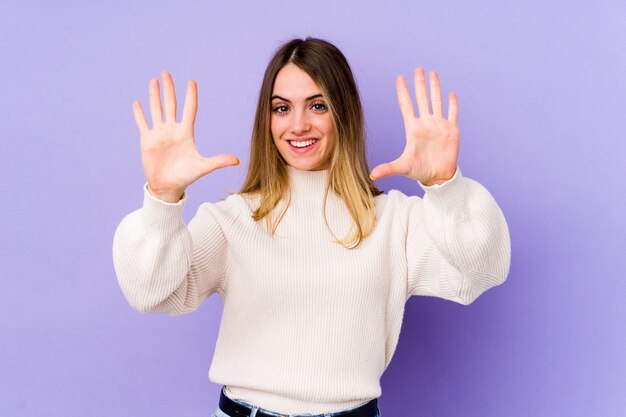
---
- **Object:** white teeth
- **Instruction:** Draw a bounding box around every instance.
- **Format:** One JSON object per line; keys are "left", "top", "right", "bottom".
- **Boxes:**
{"left": 289, "top": 139, "right": 316, "bottom": 148}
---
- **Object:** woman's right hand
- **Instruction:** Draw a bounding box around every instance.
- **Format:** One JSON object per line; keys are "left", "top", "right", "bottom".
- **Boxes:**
{"left": 132, "top": 71, "right": 240, "bottom": 203}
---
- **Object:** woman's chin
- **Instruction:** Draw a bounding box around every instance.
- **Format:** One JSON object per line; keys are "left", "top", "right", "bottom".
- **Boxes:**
{"left": 284, "top": 157, "right": 330, "bottom": 172}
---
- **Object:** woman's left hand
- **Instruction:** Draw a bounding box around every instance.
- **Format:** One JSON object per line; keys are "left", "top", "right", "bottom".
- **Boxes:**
{"left": 370, "top": 68, "right": 460, "bottom": 186}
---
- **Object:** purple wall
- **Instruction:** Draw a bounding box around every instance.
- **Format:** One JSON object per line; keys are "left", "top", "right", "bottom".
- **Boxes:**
{"left": 1, "top": 1, "right": 625, "bottom": 416}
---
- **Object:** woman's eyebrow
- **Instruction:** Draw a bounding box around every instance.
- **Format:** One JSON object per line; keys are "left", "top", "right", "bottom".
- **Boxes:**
{"left": 271, "top": 93, "right": 323, "bottom": 102}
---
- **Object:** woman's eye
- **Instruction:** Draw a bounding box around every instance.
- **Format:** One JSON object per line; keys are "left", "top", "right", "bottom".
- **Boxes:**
{"left": 311, "top": 102, "right": 327, "bottom": 111}
{"left": 272, "top": 105, "right": 289, "bottom": 114}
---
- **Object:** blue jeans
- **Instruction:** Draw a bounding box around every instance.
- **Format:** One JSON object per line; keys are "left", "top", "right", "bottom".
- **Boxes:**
{"left": 211, "top": 388, "right": 381, "bottom": 417}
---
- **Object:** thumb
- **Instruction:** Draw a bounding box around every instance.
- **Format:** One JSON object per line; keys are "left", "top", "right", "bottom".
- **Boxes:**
{"left": 370, "top": 159, "right": 405, "bottom": 180}
{"left": 200, "top": 154, "right": 240, "bottom": 176}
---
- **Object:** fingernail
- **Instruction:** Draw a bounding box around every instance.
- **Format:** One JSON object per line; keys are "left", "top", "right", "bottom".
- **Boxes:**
{"left": 235, "top": 159, "right": 240, "bottom": 166}
{"left": 369, "top": 174, "right": 376, "bottom": 181}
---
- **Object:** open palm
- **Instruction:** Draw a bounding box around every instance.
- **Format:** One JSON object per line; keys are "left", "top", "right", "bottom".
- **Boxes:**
{"left": 370, "top": 68, "right": 459, "bottom": 186}
{"left": 133, "top": 71, "right": 239, "bottom": 203}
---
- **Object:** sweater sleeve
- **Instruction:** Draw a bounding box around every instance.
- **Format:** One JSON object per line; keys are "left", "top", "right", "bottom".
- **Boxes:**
{"left": 405, "top": 167, "right": 511, "bottom": 304}
{"left": 112, "top": 182, "right": 228, "bottom": 316}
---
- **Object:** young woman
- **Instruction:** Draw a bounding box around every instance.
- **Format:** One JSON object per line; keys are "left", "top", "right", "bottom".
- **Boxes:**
{"left": 113, "top": 38, "right": 511, "bottom": 417}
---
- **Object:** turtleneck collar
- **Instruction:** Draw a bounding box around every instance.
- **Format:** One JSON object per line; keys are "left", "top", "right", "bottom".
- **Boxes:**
{"left": 286, "top": 165, "right": 332, "bottom": 202}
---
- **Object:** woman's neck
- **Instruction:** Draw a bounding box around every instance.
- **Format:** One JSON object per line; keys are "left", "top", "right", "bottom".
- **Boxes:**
{"left": 286, "top": 165, "right": 330, "bottom": 202}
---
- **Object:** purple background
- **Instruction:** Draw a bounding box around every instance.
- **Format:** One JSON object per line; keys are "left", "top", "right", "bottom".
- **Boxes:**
{"left": 1, "top": 1, "right": 625, "bottom": 416}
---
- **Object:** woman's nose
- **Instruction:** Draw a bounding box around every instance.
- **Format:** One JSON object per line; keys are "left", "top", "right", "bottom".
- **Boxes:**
{"left": 290, "top": 110, "right": 311, "bottom": 135}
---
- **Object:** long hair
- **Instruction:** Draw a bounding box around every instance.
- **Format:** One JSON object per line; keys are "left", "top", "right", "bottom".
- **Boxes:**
{"left": 240, "top": 37, "right": 382, "bottom": 249}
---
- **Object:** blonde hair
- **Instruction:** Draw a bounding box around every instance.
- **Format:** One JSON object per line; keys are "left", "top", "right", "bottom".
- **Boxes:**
{"left": 240, "top": 38, "right": 382, "bottom": 249}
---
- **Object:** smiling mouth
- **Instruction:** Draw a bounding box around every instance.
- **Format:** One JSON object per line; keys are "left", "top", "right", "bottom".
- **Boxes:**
{"left": 288, "top": 139, "right": 318, "bottom": 148}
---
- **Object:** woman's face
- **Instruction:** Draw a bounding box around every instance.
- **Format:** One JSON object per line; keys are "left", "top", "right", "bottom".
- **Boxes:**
{"left": 271, "top": 63, "right": 335, "bottom": 171}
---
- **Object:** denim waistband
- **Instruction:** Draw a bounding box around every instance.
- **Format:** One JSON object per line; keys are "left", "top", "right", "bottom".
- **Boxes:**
{"left": 219, "top": 386, "right": 379, "bottom": 417}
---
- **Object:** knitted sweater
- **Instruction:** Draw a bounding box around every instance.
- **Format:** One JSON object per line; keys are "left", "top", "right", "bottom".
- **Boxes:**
{"left": 112, "top": 165, "right": 510, "bottom": 414}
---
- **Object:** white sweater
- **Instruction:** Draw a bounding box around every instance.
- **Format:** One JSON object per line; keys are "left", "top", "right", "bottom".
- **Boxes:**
{"left": 112, "top": 166, "right": 510, "bottom": 414}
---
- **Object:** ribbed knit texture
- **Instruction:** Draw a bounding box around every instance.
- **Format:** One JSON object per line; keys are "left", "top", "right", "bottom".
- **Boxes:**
{"left": 112, "top": 166, "right": 510, "bottom": 414}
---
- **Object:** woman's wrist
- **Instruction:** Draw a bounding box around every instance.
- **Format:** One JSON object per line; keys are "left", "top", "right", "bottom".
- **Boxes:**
{"left": 146, "top": 183, "right": 185, "bottom": 203}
